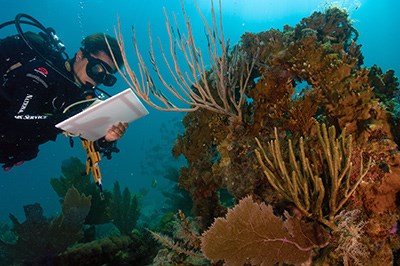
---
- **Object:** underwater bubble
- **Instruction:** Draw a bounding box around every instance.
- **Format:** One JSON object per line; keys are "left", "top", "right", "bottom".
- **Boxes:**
{"left": 78, "top": 0, "right": 86, "bottom": 39}
{"left": 318, "top": 0, "right": 362, "bottom": 14}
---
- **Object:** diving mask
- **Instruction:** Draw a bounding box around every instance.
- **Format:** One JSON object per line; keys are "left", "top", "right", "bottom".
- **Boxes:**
{"left": 83, "top": 50, "right": 117, "bottom": 87}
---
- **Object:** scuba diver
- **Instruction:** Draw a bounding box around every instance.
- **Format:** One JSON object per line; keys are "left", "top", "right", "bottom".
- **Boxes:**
{"left": 0, "top": 14, "right": 128, "bottom": 172}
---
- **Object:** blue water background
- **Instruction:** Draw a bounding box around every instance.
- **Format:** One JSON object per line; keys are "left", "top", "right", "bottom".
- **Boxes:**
{"left": 0, "top": 0, "right": 399, "bottom": 223}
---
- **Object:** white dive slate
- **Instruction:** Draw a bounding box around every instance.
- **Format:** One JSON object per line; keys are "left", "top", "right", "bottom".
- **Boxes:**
{"left": 56, "top": 88, "right": 149, "bottom": 141}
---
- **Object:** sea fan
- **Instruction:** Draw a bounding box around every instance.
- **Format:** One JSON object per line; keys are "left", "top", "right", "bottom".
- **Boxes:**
{"left": 201, "top": 196, "right": 330, "bottom": 266}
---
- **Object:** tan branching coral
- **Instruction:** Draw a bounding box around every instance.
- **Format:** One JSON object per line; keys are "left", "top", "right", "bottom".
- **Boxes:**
{"left": 111, "top": 0, "right": 257, "bottom": 123}
{"left": 255, "top": 122, "right": 371, "bottom": 230}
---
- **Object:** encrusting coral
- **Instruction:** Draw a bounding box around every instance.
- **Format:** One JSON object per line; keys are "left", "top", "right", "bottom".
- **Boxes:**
{"left": 172, "top": 109, "right": 230, "bottom": 227}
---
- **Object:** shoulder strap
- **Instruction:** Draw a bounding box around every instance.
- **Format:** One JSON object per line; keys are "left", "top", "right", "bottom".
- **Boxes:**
{"left": 0, "top": 31, "right": 65, "bottom": 76}
{"left": 0, "top": 35, "right": 33, "bottom": 75}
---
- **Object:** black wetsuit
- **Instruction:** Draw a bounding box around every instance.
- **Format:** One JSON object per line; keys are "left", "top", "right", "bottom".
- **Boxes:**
{"left": 0, "top": 56, "right": 113, "bottom": 169}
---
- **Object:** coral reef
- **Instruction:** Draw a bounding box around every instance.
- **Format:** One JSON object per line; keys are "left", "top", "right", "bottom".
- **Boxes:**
{"left": 50, "top": 157, "right": 112, "bottom": 225}
{"left": 0, "top": 222, "right": 16, "bottom": 245}
{"left": 150, "top": 210, "right": 208, "bottom": 265}
{"left": 51, "top": 157, "right": 142, "bottom": 236}
{"left": 54, "top": 230, "right": 157, "bottom": 266}
{"left": 111, "top": 1, "right": 400, "bottom": 263}
{"left": 169, "top": 5, "right": 400, "bottom": 266}
{"left": 0, "top": 187, "right": 91, "bottom": 265}
{"left": 160, "top": 166, "right": 193, "bottom": 214}
{"left": 0, "top": 160, "right": 152, "bottom": 264}
{"left": 172, "top": 109, "right": 230, "bottom": 228}
{"left": 332, "top": 209, "right": 369, "bottom": 266}
{"left": 111, "top": 181, "right": 140, "bottom": 235}
{"left": 2, "top": 4, "right": 398, "bottom": 265}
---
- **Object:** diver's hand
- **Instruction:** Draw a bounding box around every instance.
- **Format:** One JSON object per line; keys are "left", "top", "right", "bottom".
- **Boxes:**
{"left": 105, "top": 122, "right": 128, "bottom": 142}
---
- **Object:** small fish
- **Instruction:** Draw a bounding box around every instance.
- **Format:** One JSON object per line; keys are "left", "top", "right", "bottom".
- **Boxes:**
{"left": 151, "top": 179, "right": 158, "bottom": 188}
